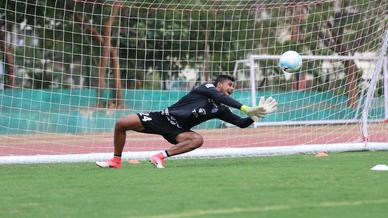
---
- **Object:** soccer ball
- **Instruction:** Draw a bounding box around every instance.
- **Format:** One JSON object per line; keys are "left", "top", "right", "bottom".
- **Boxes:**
{"left": 278, "top": 50, "right": 302, "bottom": 73}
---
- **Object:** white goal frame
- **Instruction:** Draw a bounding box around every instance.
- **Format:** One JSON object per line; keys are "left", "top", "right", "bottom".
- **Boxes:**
{"left": 2, "top": 1, "right": 388, "bottom": 165}
{"left": 2, "top": 32, "right": 388, "bottom": 165}
{"left": 233, "top": 32, "right": 388, "bottom": 133}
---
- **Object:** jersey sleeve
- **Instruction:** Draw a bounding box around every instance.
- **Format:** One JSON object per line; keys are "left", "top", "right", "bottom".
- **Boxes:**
{"left": 194, "top": 84, "right": 243, "bottom": 109}
{"left": 218, "top": 107, "right": 254, "bottom": 128}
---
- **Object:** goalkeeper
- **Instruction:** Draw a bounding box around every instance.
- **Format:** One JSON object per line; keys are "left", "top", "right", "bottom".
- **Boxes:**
{"left": 96, "top": 75, "right": 277, "bottom": 169}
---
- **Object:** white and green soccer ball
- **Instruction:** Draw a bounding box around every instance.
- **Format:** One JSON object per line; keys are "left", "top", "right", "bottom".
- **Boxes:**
{"left": 278, "top": 50, "right": 302, "bottom": 73}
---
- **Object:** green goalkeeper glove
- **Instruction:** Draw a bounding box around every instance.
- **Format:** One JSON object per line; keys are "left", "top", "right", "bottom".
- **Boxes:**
{"left": 240, "top": 105, "right": 265, "bottom": 122}
{"left": 240, "top": 96, "right": 278, "bottom": 122}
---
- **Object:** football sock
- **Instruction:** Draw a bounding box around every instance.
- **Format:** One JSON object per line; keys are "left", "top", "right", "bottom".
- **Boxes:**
{"left": 162, "top": 150, "right": 170, "bottom": 158}
{"left": 114, "top": 153, "right": 122, "bottom": 158}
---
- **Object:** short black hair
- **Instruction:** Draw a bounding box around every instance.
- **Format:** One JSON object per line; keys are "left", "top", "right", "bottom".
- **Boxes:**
{"left": 213, "top": 75, "right": 235, "bottom": 86}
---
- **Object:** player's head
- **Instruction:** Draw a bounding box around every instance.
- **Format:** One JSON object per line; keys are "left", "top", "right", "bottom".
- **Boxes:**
{"left": 214, "top": 75, "right": 235, "bottom": 95}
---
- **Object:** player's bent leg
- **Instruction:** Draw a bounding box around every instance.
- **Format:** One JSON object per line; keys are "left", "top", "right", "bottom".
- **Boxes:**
{"left": 96, "top": 114, "right": 144, "bottom": 168}
{"left": 169, "top": 131, "right": 204, "bottom": 156}
{"left": 113, "top": 114, "right": 144, "bottom": 155}
{"left": 150, "top": 132, "right": 204, "bottom": 169}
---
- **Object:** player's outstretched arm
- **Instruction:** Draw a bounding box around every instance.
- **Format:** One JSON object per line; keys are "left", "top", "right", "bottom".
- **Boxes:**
{"left": 219, "top": 109, "right": 255, "bottom": 128}
{"left": 240, "top": 97, "right": 278, "bottom": 121}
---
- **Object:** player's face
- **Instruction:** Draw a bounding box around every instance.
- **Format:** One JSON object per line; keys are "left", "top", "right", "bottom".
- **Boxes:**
{"left": 217, "top": 80, "right": 235, "bottom": 95}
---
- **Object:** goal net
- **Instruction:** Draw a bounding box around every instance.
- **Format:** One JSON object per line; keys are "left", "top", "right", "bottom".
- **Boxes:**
{"left": 1, "top": 0, "right": 388, "bottom": 164}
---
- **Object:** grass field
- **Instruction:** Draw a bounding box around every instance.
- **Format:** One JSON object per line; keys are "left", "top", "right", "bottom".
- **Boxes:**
{"left": 1, "top": 151, "right": 388, "bottom": 218}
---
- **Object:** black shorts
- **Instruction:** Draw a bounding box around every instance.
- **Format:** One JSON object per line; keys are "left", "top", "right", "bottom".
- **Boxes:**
{"left": 136, "top": 112, "right": 192, "bottom": 144}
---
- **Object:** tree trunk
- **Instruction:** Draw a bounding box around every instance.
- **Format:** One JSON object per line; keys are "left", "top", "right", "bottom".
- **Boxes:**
{"left": 0, "top": 28, "right": 16, "bottom": 88}
{"left": 332, "top": 28, "right": 358, "bottom": 107}
{"left": 110, "top": 47, "right": 123, "bottom": 108}
{"left": 204, "top": 30, "right": 209, "bottom": 82}
{"left": 344, "top": 60, "right": 358, "bottom": 107}
{"left": 290, "top": 5, "right": 298, "bottom": 42}
{"left": 290, "top": 5, "right": 307, "bottom": 91}
{"left": 96, "top": 21, "right": 111, "bottom": 108}
{"left": 317, "top": 0, "right": 358, "bottom": 107}
{"left": 71, "top": 1, "right": 123, "bottom": 108}
{"left": 290, "top": 5, "right": 307, "bottom": 42}
{"left": 332, "top": 0, "right": 358, "bottom": 107}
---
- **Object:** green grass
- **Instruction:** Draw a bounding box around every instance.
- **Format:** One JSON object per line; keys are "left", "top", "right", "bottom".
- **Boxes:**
{"left": 1, "top": 151, "right": 388, "bottom": 218}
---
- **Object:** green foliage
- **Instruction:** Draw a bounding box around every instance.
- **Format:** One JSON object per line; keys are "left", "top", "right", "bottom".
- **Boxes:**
{"left": 1, "top": 0, "right": 387, "bottom": 91}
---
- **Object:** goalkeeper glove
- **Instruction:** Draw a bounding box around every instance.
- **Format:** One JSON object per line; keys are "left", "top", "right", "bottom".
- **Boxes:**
{"left": 240, "top": 105, "right": 266, "bottom": 122}
{"left": 240, "top": 96, "right": 278, "bottom": 122}
{"left": 258, "top": 96, "right": 278, "bottom": 114}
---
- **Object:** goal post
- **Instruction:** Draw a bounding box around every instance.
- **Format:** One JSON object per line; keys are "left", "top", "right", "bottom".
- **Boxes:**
{"left": 234, "top": 52, "right": 388, "bottom": 126}
{"left": 361, "top": 30, "right": 388, "bottom": 143}
{"left": 1, "top": 0, "right": 388, "bottom": 164}
{"left": 235, "top": 37, "right": 388, "bottom": 151}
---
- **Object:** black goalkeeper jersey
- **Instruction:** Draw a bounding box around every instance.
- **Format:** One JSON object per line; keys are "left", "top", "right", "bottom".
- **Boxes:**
{"left": 165, "top": 83, "right": 254, "bottom": 129}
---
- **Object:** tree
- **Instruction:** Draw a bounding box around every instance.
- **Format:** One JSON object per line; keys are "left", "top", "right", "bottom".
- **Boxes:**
{"left": 0, "top": 0, "right": 125, "bottom": 108}
{"left": 312, "top": 0, "right": 385, "bottom": 107}
{"left": 251, "top": 0, "right": 386, "bottom": 107}
{"left": 119, "top": 0, "right": 260, "bottom": 86}
{"left": 1, "top": 0, "right": 386, "bottom": 109}
{"left": 67, "top": 0, "right": 124, "bottom": 108}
